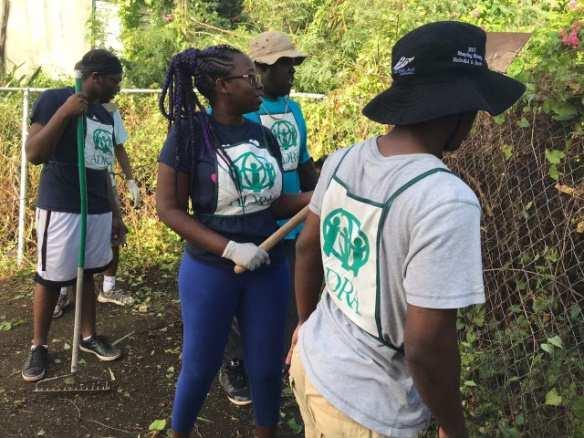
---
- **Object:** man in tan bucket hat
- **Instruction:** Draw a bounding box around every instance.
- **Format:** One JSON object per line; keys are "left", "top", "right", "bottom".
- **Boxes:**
{"left": 249, "top": 30, "right": 307, "bottom": 65}
{"left": 217, "top": 31, "right": 319, "bottom": 406}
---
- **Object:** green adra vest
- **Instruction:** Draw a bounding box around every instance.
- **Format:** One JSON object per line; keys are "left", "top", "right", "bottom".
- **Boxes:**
{"left": 320, "top": 146, "right": 451, "bottom": 350}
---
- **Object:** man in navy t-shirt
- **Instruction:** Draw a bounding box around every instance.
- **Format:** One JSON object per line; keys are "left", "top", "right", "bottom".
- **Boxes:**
{"left": 22, "top": 49, "right": 125, "bottom": 382}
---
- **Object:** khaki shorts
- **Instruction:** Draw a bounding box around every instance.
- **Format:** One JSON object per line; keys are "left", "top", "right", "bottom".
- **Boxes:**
{"left": 289, "top": 347, "right": 389, "bottom": 438}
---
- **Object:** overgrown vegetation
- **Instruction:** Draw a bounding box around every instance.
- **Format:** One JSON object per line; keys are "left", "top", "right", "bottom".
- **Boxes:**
{"left": 1, "top": 0, "right": 582, "bottom": 436}
{"left": 116, "top": 0, "right": 583, "bottom": 159}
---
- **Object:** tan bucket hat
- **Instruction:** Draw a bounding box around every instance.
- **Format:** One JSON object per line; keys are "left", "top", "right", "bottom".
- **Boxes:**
{"left": 249, "top": 31, "right": 306, "bottom": 65}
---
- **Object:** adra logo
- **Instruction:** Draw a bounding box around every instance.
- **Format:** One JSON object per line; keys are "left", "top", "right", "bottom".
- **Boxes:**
{"left": 234, "top": 152, "right": 276, "bottom": 193}
{"left": 322, "top": 208, "right": 370, "bottom": 277}
{"left": 271, "top": 120, "right": 298, "bottom": 150}
{"left": 92, "top": 128, "right": 113, "bottom": 153}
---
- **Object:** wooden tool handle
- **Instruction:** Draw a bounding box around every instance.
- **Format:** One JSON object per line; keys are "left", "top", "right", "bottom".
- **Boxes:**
{"left": 234, "top": 205, "right": 310, "bottom": 274}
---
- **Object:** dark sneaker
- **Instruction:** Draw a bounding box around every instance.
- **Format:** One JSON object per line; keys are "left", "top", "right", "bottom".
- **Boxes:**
{"left": 52, "top": 287, "right": 72, "bottom": 319}
{"left": 80, "top": 336, "right": 122, "bottom": 361}
{"left": 22, "top": 345, "right": 48, "bottom": 382}
{"left": 219, "top": 359, "right": 251, "bottom": 406}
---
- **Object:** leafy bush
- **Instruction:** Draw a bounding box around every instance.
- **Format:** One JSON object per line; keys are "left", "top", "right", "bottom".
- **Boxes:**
{"left": 116, "top": 1, "right": 582, "bottom": 158}
{"left": 119, "top": 0, "right": 247, "bottom": 87}
{"left": 121, "top": 26, "right": 178, "bottom": 88}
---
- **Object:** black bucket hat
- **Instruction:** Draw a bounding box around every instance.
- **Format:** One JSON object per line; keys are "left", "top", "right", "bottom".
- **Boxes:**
{"left": 362, "top": 21, "right": 526, "bottom": 125}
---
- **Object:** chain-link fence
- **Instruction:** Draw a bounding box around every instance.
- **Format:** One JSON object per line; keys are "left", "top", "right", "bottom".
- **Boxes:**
{"left": 445, "top": 112, "right": 583, "bottom": 436}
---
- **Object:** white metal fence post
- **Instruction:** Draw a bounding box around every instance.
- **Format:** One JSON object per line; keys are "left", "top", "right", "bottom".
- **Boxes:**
{"left": 17, "top": 88, "right": 30, "bottom": 266}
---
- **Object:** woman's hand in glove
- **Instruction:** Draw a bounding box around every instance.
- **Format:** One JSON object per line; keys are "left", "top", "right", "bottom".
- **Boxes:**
{"left": 222, "top": 241, "right": 270, "bottom": 271}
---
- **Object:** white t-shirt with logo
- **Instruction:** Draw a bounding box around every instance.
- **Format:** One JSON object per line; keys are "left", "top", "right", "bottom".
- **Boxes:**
{"left": 300, "top": 138, "right": 485, "bottom": 437}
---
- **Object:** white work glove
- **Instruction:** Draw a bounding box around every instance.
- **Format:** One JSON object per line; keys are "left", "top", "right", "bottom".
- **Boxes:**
{"left": 127, "top": 179, "right": 141, "bottom": 208}
{"left": 222, "top": 241, "right": 269, "bottom": 271}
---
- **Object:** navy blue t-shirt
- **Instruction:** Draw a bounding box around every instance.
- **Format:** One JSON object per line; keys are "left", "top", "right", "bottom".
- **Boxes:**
{"left": 30, "top": 87, "right": 114, "bottom": 214}
{"left": 158, "top": 116, "right": 285, "bottom": 266}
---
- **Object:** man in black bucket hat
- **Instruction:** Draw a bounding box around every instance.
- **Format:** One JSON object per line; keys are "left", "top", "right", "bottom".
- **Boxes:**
{"left": 286, "top": 22, "right": 525, "bottom": 437}
{"left": 362, "top": 21, "right": 525, "bottom": 127}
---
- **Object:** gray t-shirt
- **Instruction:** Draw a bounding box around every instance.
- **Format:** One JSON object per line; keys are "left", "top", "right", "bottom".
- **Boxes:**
{"left": 299, "top": 137, "right": 485, "bottom": 437}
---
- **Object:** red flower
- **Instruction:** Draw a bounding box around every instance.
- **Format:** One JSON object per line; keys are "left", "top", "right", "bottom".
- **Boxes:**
{"left": 561, "top": 29, "right": 580, "bottom": 48}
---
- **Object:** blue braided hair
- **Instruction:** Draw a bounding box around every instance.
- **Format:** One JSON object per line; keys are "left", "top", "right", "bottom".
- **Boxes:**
{"left": 159, "top": 45, "right": 244, "bottom": 196}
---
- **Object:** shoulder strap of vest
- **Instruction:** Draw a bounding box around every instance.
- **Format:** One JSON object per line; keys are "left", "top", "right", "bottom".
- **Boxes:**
{"left": 373, "top": 167, "right": 452, "bottom": 348}
{"left": 324, "top": 145, "right": 354, "bottom": 191}
{"left": 331, "top": 146, "right": 353, "bottom": 177}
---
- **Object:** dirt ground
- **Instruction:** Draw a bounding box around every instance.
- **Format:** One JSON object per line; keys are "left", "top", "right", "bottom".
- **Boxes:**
{"left": 0, "top": 272, "right": 303, "bottom": 438}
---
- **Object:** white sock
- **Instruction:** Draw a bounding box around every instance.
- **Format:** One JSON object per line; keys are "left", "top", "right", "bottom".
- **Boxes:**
{"left": 31, "top": 344, "right": 48, "bottom": 351}
{"left": 59, "top": 287, "right": 68, "bottom": 296}
{"left": 103, "top": 276, "right": 116, "bottom": 293}
{"left": 83, "top": 335, "right": 93, "bottom": 342}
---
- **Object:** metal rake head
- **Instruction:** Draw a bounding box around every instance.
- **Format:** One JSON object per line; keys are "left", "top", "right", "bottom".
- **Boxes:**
{"left": 33, "top": 372, "right": 112, "bottom": 394}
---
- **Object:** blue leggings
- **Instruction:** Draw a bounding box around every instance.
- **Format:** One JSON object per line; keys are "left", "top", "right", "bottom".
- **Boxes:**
{"left": 172, "top": 253, "right": 290, "bottom": 433}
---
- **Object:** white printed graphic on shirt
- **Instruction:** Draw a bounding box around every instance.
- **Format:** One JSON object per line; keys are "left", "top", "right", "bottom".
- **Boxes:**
{"left": 260, "top": 112, "right": 301, "bottom": 171}
{"left": 216, "top": 139, "right": 282, "bottom": 216}
{"left": 321, "top": 177, "right": 381, "bottom": 337}
{"left": 84, "top": 117, "right": 115, "bottom": 170}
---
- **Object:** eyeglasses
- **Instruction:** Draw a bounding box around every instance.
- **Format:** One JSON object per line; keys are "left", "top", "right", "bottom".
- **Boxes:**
{"left": 223, "top": 73, "right": 262, "bottom": 88}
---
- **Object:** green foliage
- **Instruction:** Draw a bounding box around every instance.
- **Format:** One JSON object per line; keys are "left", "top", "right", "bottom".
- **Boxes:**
{"left": 287, "top": 417, "right": 303, "bottom": 434}
{"left": 148, "top": 418, "right": 167, "bottom": 431}
{"left": 118, "top": 1, "right": 582, "bottom": 159}
{"left": 0, "top": 319, "right": 24, "bottom": 331}
{"left": 86, "top": 6, "right": 107, "bottom": 48}
{"left": 119, "top": 0, "right": 248, "bottom": 87}
{"left": 500, "top": 143, "right": 513, "bottom": 160}
{"left": 545, "top": 148, "right": 566, "bottom": 180}
{"left": 456, "top": 241, "right": 584, "bottom": 436}
{"left": 545, "top": 388, "right": 563, "bottom": 406}
{"left": 122, "top": 26, "right": 178, "bottom": 88}
{"left": 510, "top": 7, "right": 583, "bottom": 122}
{"left": 244, "top": 0, "right": 583, "bottom": 159}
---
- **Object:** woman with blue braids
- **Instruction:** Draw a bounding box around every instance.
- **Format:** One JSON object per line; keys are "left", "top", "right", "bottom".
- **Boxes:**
{"left": 156, "top": 45, "right": 310, "bottom": 438}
